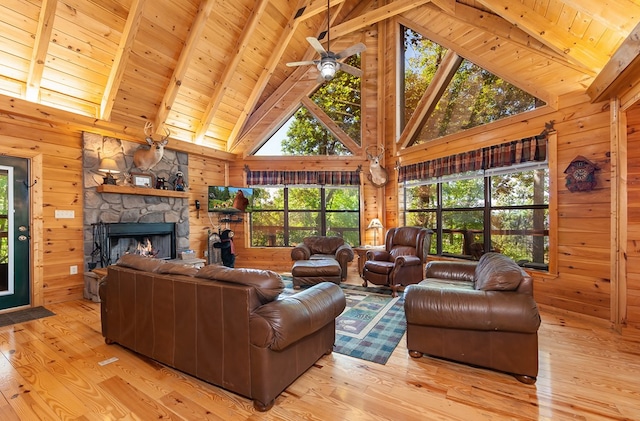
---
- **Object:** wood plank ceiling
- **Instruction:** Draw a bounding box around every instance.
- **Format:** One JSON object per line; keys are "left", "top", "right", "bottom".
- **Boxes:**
{"left": 0, "top": 0, "right": 638, "bottom": 156}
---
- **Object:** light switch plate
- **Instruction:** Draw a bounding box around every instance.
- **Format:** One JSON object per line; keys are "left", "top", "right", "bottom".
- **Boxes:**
{"left": 55, "top": 210, "right": 75, "bottom": 219}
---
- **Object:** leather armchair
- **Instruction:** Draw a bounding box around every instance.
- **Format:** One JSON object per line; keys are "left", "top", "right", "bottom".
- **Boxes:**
{"left": 362, "top": 226, "right": 433, "bottom": 296}
{"left": 291, "top": 236, "right": 354, "bottom": 281}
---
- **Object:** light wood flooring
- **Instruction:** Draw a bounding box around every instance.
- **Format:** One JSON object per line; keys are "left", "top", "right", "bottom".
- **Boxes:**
{"left": 0, "top": 273, "right": 639, "bottom": 420}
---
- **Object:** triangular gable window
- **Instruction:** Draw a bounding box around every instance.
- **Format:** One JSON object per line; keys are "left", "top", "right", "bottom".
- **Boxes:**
{"left": 254, "top": 105, "right": 353, "bottom": 156}
{"left": 310, "top": 55, "right": 362, "bottom": 146}
{"left": 401, "top": 26, "right": 544, "bottom": 146}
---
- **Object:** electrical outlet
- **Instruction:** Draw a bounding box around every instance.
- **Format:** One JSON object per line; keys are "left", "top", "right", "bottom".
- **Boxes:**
{"left": 70, "top": 265, "right": 78, "bottom": 275}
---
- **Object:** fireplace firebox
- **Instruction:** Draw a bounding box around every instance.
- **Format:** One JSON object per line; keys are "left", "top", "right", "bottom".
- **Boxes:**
{"left": 91, "top": 222, "right": 177, "bottom": 267}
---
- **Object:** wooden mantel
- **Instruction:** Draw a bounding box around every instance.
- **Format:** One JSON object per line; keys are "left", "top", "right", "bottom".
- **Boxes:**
{"left": 96, "top": 184, "right": 189, "bottom": 198}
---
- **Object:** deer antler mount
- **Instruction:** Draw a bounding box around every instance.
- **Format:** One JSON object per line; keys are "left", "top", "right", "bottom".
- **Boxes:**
{"left": 366, "top": 145, "right": 389, "bottom": 188}
{"left": 133, "top": 121, "right": 170, "bottom": 171}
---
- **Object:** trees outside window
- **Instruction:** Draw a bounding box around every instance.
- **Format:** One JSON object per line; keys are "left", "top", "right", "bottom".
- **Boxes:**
{"left": 401, "top": 165, "right": 549, "bottom": 269}
{"left": 250, "top": 186, "right": 360, "bottom": 247}
{"left": 401, "top": 25, "right": 544, "bottom": 146}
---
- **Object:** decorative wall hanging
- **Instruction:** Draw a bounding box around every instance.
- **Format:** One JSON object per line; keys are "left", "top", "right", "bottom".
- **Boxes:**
{"left": 366, "top": 145, "right": 389, "bottom": 187}
{"left": 564, "top": 156, "right": 598, "bottom": 192}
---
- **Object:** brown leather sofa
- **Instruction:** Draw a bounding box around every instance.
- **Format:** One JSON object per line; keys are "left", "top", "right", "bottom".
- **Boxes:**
{"left": 99, "top": 254, "right": 346, "bottom": 411}
{"left": 404, "top": 252, "right": 541, "bottom": 384}
{"left": 291, "top": 236, "right": 354, "bottom": 281}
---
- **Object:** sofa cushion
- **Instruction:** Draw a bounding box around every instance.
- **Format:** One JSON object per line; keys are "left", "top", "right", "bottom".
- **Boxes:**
{"left": 196, "top": 265, "right": 284, "bottom": 303}
{"left": 116, "top": 254, "right": 167, "bottom": 272}
{"left": 474, "top": 252, "right": 523, "bottom": 291}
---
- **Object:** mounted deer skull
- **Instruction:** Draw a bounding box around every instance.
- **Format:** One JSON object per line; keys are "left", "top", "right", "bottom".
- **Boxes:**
{"left": 134, "top": 121, "right": 170, "bottom": 171}
{"left": 366, "top": 145, "right": 389, "bottom": 187}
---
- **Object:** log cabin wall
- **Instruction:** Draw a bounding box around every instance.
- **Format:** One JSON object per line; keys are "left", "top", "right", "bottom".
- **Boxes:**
{"left": 394, "top": 92, "right": 613, "bottom": 320}
{"left": 626, "top": 104, "right": 640, "bottom": 328}
{"left": 0, "top": 112, "right": 231, "bottom": 305}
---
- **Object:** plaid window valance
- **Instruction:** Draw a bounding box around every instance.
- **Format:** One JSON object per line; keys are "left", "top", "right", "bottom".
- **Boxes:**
{"left": 245, "top": 168, "right": 361, "bottom": 186}
{"left": 398, "top": 134, "right": 547, "bottom": 183}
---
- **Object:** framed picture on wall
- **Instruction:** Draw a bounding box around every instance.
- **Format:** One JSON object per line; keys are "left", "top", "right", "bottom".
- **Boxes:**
{"left": 131, "top": 172, "right": 153, "bottom": 188}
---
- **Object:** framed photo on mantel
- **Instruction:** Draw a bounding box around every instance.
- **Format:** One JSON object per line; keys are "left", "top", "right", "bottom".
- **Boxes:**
{"left": 131, "top": 172, "right": 154, "bottom": 188}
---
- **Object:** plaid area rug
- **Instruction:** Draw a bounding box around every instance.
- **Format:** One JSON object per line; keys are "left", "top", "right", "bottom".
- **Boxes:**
{"left": 280, "top": 277, "right": 406, "bottom": 364}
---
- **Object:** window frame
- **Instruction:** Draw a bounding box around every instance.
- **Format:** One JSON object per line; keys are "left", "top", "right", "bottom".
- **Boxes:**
{"left": 400, "top": 161, "right": 551, "bottom": 271}
{"left": 249, "top": 185, "right": 361, "bottom": 247}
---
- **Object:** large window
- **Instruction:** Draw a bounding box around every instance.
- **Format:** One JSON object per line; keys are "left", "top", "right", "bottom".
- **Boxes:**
{"left": 250, "top": 186, "right": 360, "bottom": 247}
{"left": 401, "top": 164, "right": 549, "bottom": 270}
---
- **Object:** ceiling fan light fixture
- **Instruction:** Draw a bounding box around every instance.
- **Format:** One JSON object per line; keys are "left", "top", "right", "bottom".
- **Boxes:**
{"left": 318, "top": 60, "right": 338, "bottom": 80}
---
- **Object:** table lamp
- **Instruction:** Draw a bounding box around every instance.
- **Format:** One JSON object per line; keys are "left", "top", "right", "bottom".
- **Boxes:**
{"left": 98, "top": 158, "right": 120, "bottom": 185}
{"left": 367, "top": 218, "right": 384, "bottom": 246}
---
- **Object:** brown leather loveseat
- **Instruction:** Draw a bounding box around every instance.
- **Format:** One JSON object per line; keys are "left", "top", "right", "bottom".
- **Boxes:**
{"left": 291, "top": 236, "right": 355, "bottom": 281}
{"left": 99, "top": 254, "right": 346, "bottom": 411}
{"left": 404, "top": 252, "right": 541, "bottom": 384}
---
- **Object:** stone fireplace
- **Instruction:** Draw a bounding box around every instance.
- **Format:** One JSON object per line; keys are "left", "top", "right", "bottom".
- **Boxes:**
{"left": 92, "top": 222, "right": 177, "bottom": 267}
{"left": 82, "top": 132, "right": 190, "bottom": 270}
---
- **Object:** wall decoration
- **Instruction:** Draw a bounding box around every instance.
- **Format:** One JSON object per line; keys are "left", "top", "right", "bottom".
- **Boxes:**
{"left": 564, "top": 156, "right": 598, "bottom": 192}
{"left": 131, "top": 172, "right": 154, "bottom": 188}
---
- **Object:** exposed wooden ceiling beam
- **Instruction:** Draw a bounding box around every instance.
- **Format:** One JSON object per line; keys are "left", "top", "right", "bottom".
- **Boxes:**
{"left": 194, "top": 0, "right": 271, "bottom": 144}
{"left": 587, "top": 21, "right": 640, "bottom": 102}
{"left": 100, "top": 0, "right": 147, "bottom": 121}
{"left": 153, "top": 0, "right": 215, "bottom": 135}
{"left": 397, "top": 50, "right": 462, "bottom": 149}
{"left": 328, "top": 0, "right": 431, "bottom": 40}
{"left": 227, "top": 1, "right": 308, "bottom": 152}
{"left": 475, "top": 0, "right": 605, "bottom": 71}
{"left": 26, "top": 0, "right": 58, "bottom": 102}
{"left": 301, "top": 97, "right": 361, "bottom": 153}
{"left": 424, "top": 2, "right": 595, "bottom": 76}
{"left": 296, "top": 0, "right": 347, "bottom": 21}
{"left": 239, "top": 66, "right": 312, "bottom": 145}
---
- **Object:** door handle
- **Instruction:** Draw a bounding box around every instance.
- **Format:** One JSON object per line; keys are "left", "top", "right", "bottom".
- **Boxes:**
{"left": 18, "top": 235, "right": 28, "bottom": 241}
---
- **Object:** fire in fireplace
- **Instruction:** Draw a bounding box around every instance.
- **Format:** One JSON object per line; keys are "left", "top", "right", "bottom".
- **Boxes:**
{"left": 92, "top": 222, "right": 177, "bottom": 267}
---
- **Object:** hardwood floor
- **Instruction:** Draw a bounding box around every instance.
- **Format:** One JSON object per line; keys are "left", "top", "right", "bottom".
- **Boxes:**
{"left": 0, "top": 272, "right": 639, "bottom": 420}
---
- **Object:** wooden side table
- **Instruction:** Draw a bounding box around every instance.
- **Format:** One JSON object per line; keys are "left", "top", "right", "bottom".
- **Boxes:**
{"left": 353, "top": 246, "right": 384, "bottom": 278}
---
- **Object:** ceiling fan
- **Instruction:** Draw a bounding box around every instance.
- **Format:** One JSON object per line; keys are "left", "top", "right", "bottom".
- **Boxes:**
{"left": 286, "top": 0, "right": 366, "bottom": 82}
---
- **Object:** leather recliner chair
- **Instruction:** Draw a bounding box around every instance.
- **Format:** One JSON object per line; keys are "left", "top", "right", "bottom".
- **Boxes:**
{"left": 362, "top": 226, "right": 433, "bottom": 297}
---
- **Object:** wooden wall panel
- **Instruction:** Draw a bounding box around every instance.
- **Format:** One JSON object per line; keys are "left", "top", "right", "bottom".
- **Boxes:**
{"left": 625, "top": 104, "right": 640, "bottom": 327}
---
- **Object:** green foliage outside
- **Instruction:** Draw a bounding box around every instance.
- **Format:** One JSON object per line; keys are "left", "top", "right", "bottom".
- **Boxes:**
{"left": 251, "top": 56, "right": 363, "bottom": 247}
{"left": 402, "top": 26, "right": 543, "bottom": 145}
{"left": 403, "top": 168, "right": 549, "bottom": 265}
{"left": 281, "top": 55, "right": 361, "bottom": 155}
{"left": 0, "top": 172, "right": 8, "bottom": 264}
{"left": 251, "top": 187, "right": 360, "bottom": 247}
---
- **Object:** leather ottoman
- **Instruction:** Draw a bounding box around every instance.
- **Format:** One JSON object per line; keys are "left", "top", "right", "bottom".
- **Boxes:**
{"left": 292, "top": 259, "right": 342, "bottom": 289}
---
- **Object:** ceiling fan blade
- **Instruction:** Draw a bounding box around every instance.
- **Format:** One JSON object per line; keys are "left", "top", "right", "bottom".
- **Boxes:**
{"left": 306, "top": 37, "right": 327, "bottom": 57}
{"left": 334, "top": 43, "right": 366, "bottom": 59}
{"left": 340, "top": 63, "right": 363, "bottom": 77}
{"left": 286, "top": 60, "right": 317, "bottom": 67}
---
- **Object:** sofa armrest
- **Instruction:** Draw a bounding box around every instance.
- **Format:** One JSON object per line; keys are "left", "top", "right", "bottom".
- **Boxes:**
{"left": 250, "top": 282, "right": 346, "bottom": 351}
{"left": 404, "top": 285, "right": 541, "bottom": 333}
{"left": 424, "top": 261, "right": 476, "bottom": 282}
{"left": 291, "top": 244, "right": 311, "bottom": 261}
{"left": 335, "top": 243, "right": 355, "bottom": 262}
